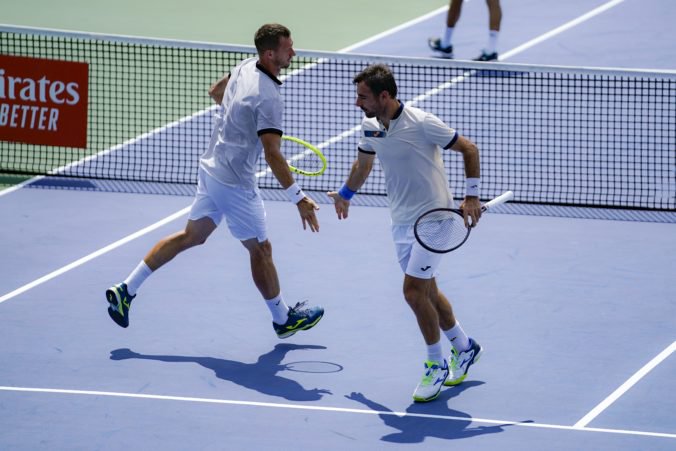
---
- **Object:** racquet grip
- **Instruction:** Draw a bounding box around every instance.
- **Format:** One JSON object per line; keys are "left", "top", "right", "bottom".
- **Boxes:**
{"left": 481, "top": 190, "right": 514, "bottom": 211}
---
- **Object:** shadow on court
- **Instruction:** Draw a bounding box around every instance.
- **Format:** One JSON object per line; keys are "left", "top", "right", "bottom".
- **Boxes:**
{"left": 345, "top": 382, "right": 520, "bottom": 443}
{"left": 109, "top": 343, "right": 333, "bottom": 401}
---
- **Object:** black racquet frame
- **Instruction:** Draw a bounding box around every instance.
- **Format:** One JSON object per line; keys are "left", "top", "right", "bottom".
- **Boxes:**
{"left": 413, "top": 191, "right": 514, "bottom": 254}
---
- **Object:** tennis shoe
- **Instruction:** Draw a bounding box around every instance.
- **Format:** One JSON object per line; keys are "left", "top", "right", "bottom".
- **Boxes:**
{"left": 412, "top": 359, "right": 449, "bottom": 402}
{"left": 106, "top": 282, "right": 135, "bottom": 328}
{"left": 445, "top": 338, "right": 483, "bottom": 386}
{"left": 273, "top": 301, "right": 324, "bottom": 339}
{"left": 473, "top": 51, "right": 498, "bottom": 62}
{"left": 428, "top": 38, "right": 454, "bottom": 58}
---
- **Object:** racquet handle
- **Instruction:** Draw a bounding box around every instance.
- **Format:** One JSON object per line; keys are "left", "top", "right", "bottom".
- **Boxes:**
{"left": 481, "top": 190, "right": 514, "bottom": 211}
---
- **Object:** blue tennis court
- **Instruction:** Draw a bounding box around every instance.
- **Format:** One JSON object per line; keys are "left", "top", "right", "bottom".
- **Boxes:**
{"left": 1, "top": 1, "right": 675, "bottom": 450}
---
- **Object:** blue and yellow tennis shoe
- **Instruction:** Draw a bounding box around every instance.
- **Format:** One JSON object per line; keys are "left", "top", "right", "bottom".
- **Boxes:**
{"left": 273, "top": 301, "right": 324, "bottom": 339}
{"left": 413, "top": 359, "right": 449, "bottom": 402}
{"left": 445, "top": 338, "right": 483, "bottom": 386}
{"left": 106, "top": 282, "right": 135, "bottom": 328}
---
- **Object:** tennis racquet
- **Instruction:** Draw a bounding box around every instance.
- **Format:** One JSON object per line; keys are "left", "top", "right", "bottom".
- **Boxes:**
{"left": 414, "top": 190, "right": 514, "bottom": 254}
{"left": 281, "top": 135, "right": 327, "bottom": 176}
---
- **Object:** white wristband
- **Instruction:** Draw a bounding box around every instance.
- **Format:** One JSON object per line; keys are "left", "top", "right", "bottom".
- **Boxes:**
{"left": 285, "top": 183, "right": 306, "bottom": 204}
{"left": 466, "top": 178, "right": 480, "bottom": 197}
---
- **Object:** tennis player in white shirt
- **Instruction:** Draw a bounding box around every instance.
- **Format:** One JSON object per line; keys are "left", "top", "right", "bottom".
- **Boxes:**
{"left": 106, "top": 24, "right": 324, "bottom": 340}
{"left": 329, "top": 63, "right": 483, "bottom": 402}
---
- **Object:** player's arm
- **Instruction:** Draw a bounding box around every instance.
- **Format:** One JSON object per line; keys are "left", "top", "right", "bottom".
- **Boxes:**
{"left": 327, "top": 150, "right": 375, "bottom": 220}
{"left": 448, "top": 135, "right": 482, "bottom": 227}
{"left": 208, "top": 74, "right": 230, "bottom": 105}
{"left": 260, "top": 132, "right": 320, "bottom": 232}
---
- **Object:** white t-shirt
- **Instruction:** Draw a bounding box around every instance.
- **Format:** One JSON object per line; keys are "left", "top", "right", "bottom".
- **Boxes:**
{"left": 358, "top": 103, "right": 458, "bottom": 225}
{"left": 200, "top": 57, "right": 284, "bottom": 190}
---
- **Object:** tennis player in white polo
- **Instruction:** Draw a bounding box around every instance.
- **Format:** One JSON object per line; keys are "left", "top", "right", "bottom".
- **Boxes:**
{"left": 329, "top": 64, "right": 483, "bottom": 402}
{"left": 106, "top": 24, "right": 324, "bottom": 339}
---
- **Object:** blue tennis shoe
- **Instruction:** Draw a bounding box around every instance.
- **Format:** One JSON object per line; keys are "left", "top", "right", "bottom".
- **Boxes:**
{"left": 273, "top": 301, "right": 324, "bottom": 339}
{"left": 473, "top": 51, "right": 498, "bottom": 61}
{"left": 106, "top": 282, "right": 135, "bottom": 328}
{"left": 428, "top": 38, "right": 454, "bottom": 58}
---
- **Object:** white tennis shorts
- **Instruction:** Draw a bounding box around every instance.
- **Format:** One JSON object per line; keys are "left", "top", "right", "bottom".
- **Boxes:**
{"left": 189, "top": 168, "right": 268, "bottom": 242}
{"left": 392, "top": 224, "right": 443, "bottom": 279}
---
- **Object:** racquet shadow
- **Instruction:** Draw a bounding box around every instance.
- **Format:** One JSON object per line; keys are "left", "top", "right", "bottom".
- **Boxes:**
{"left": 346, "top": 382, "right": 524, "bottom": 443}
{"left": 109, "top": 343, "right": 333, "bottom": 401}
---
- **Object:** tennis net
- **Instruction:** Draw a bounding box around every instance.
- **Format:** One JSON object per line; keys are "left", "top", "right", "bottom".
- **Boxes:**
{"left": 1, "top": 25, "right": 675, "bottom": 211}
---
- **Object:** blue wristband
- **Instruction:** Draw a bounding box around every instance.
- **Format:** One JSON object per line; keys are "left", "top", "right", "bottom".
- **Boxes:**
{"left": 338, "top": 184, "right": 356, "bottom": 201}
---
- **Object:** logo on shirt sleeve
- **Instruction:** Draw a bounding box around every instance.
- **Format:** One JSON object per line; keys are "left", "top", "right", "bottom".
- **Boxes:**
{"left": 364, "top": 130, "right": 386, "bottom": 138}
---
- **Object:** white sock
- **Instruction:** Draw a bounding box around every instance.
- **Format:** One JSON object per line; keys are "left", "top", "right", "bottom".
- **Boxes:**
{"left": 442, "top": 27, "right": 455, "bottom": 48}
{"left": 487, "top": 30, "right": 499, "bottom": 54}
{"left": 123, "top": 261, "right": 152, "bottom": 296}
{"left": 266, "top": 294, "right": 289, "bottom": 325}
{"left": 443, "top": 322, "right": 470, "bottom": 352}
{"left": 426, "top": 340, "right": 445, "bottom": 365}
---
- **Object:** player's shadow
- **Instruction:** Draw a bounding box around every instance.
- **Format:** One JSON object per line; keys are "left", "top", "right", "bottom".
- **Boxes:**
{"left": 346, "top": 382, "right": 522, "bottom": 443}
{"left": 110, "top": 343, "right": 332, "bottom": 401}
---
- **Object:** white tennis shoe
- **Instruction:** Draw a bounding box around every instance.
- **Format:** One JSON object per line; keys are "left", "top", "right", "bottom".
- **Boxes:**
{"left": 445, "top": 338, "right": 483, "bottom": 386}
{"left": 412, "top": 359, "right": 449, "bottom": 402}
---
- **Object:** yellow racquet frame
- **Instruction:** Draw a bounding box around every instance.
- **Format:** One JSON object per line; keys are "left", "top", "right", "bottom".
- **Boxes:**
{"left": 281, "top": 135, "right": 327, "bottom": 176}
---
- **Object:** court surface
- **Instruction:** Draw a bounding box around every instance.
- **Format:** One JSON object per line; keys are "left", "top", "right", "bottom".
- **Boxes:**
{"left": 1, "top": 1, "right": 675, "bottom": 450}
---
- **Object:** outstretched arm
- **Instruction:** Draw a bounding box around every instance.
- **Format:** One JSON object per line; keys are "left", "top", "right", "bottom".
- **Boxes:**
{"left": 327, "top": 150, "right": 375, "bottom": 220}
{"left": 261, "top": 132, "right": 320, "bottom": 232}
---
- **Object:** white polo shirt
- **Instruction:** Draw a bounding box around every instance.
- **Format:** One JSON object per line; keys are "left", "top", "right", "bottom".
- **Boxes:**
{"left": 358, "top": 103, "right": 458, "bottom": 225}
{"left": 200, "top": 57, "right": 284, "bottom": 190}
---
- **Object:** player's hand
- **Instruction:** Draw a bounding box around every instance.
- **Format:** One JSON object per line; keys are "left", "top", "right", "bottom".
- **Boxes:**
{"left": 327, "top": 191, "right": 350, "bottom": 220}
{"left": 460, "top": 196, "right": 482, "bottom": 228}
{"left": 297, "top": 197, "right": 320, "bottom": 232}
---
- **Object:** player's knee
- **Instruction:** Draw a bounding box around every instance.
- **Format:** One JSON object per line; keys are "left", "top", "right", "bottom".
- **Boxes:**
{"left": 251, "top": 240, "right": 273, "bottom": 261}
{"left": 182, "top": 230, "right": 208, "bottom": 247}
{"left": 403, "top": 284, "right": 427, "bottom": 307}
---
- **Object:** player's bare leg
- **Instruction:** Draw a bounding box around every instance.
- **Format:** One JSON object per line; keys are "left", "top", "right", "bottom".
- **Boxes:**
{"left": 242, "top": 238, "right": 280, "bottom": 300}
{"left": 145, "top": 217, "right": 217, "bottom": 270}
{"left": 242, "top": 238, "right": 324, "bottom": 339}
{"left": 404, "top": 274, "right": 450, "bottom": 402}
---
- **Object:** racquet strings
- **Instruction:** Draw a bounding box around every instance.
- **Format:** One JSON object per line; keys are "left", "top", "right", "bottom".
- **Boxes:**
{"left": 416, "top": 210, "right": 469, "bottom": 252}
{"left": 282, "top": 139, "right": 324, "bottom": 174}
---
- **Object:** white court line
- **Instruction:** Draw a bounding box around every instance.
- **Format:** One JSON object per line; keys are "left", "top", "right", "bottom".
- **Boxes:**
{"left": 0, "top": 208, "right": 189, "bottom": 305}
{"left": 338, "top": 5, "right": 450, "bottom": 53}
{"left": 0, "top": 0, "right": 624, "bottom": 197}
{"left": 501, "top": 0, "right": 626, "bottom": 60}
{"left": 3, "top": 1, "right": 671, "bottom": 440}
{"left": 0, "top": 0, "right": 626, "bottom": 304}
{"left": 574, "top": 341, "right": 676, "bottom": 429}
{"left": 0, "top": 385, "right": 674, "bottom": 439}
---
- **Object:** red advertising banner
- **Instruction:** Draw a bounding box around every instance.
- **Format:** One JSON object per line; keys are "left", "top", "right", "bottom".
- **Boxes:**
{"left": 0, "top": 54, "right": 88, "bottom": 148}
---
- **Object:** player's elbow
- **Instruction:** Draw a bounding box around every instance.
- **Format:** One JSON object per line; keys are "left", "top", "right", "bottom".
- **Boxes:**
{"left": 208, "top": 87, "right": 222, "bottom": 104}
{"left": 464, "top": 141, "right": 479, "bottom": 157}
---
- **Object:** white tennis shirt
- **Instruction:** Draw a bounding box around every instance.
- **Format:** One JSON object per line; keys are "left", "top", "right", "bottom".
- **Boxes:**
{"left": 200, "top": 57, "right": 284, "bottom": 190}
{"left": 358, "top": 103, "right": 458, "bottom": 225}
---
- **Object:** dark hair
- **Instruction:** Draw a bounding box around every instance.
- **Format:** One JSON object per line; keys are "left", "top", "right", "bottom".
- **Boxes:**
{"left": 254, "top": 24, "right": 291, "bottom": 54}
{"left": 353, "top": 64, "right": 398, "bottom": 99}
